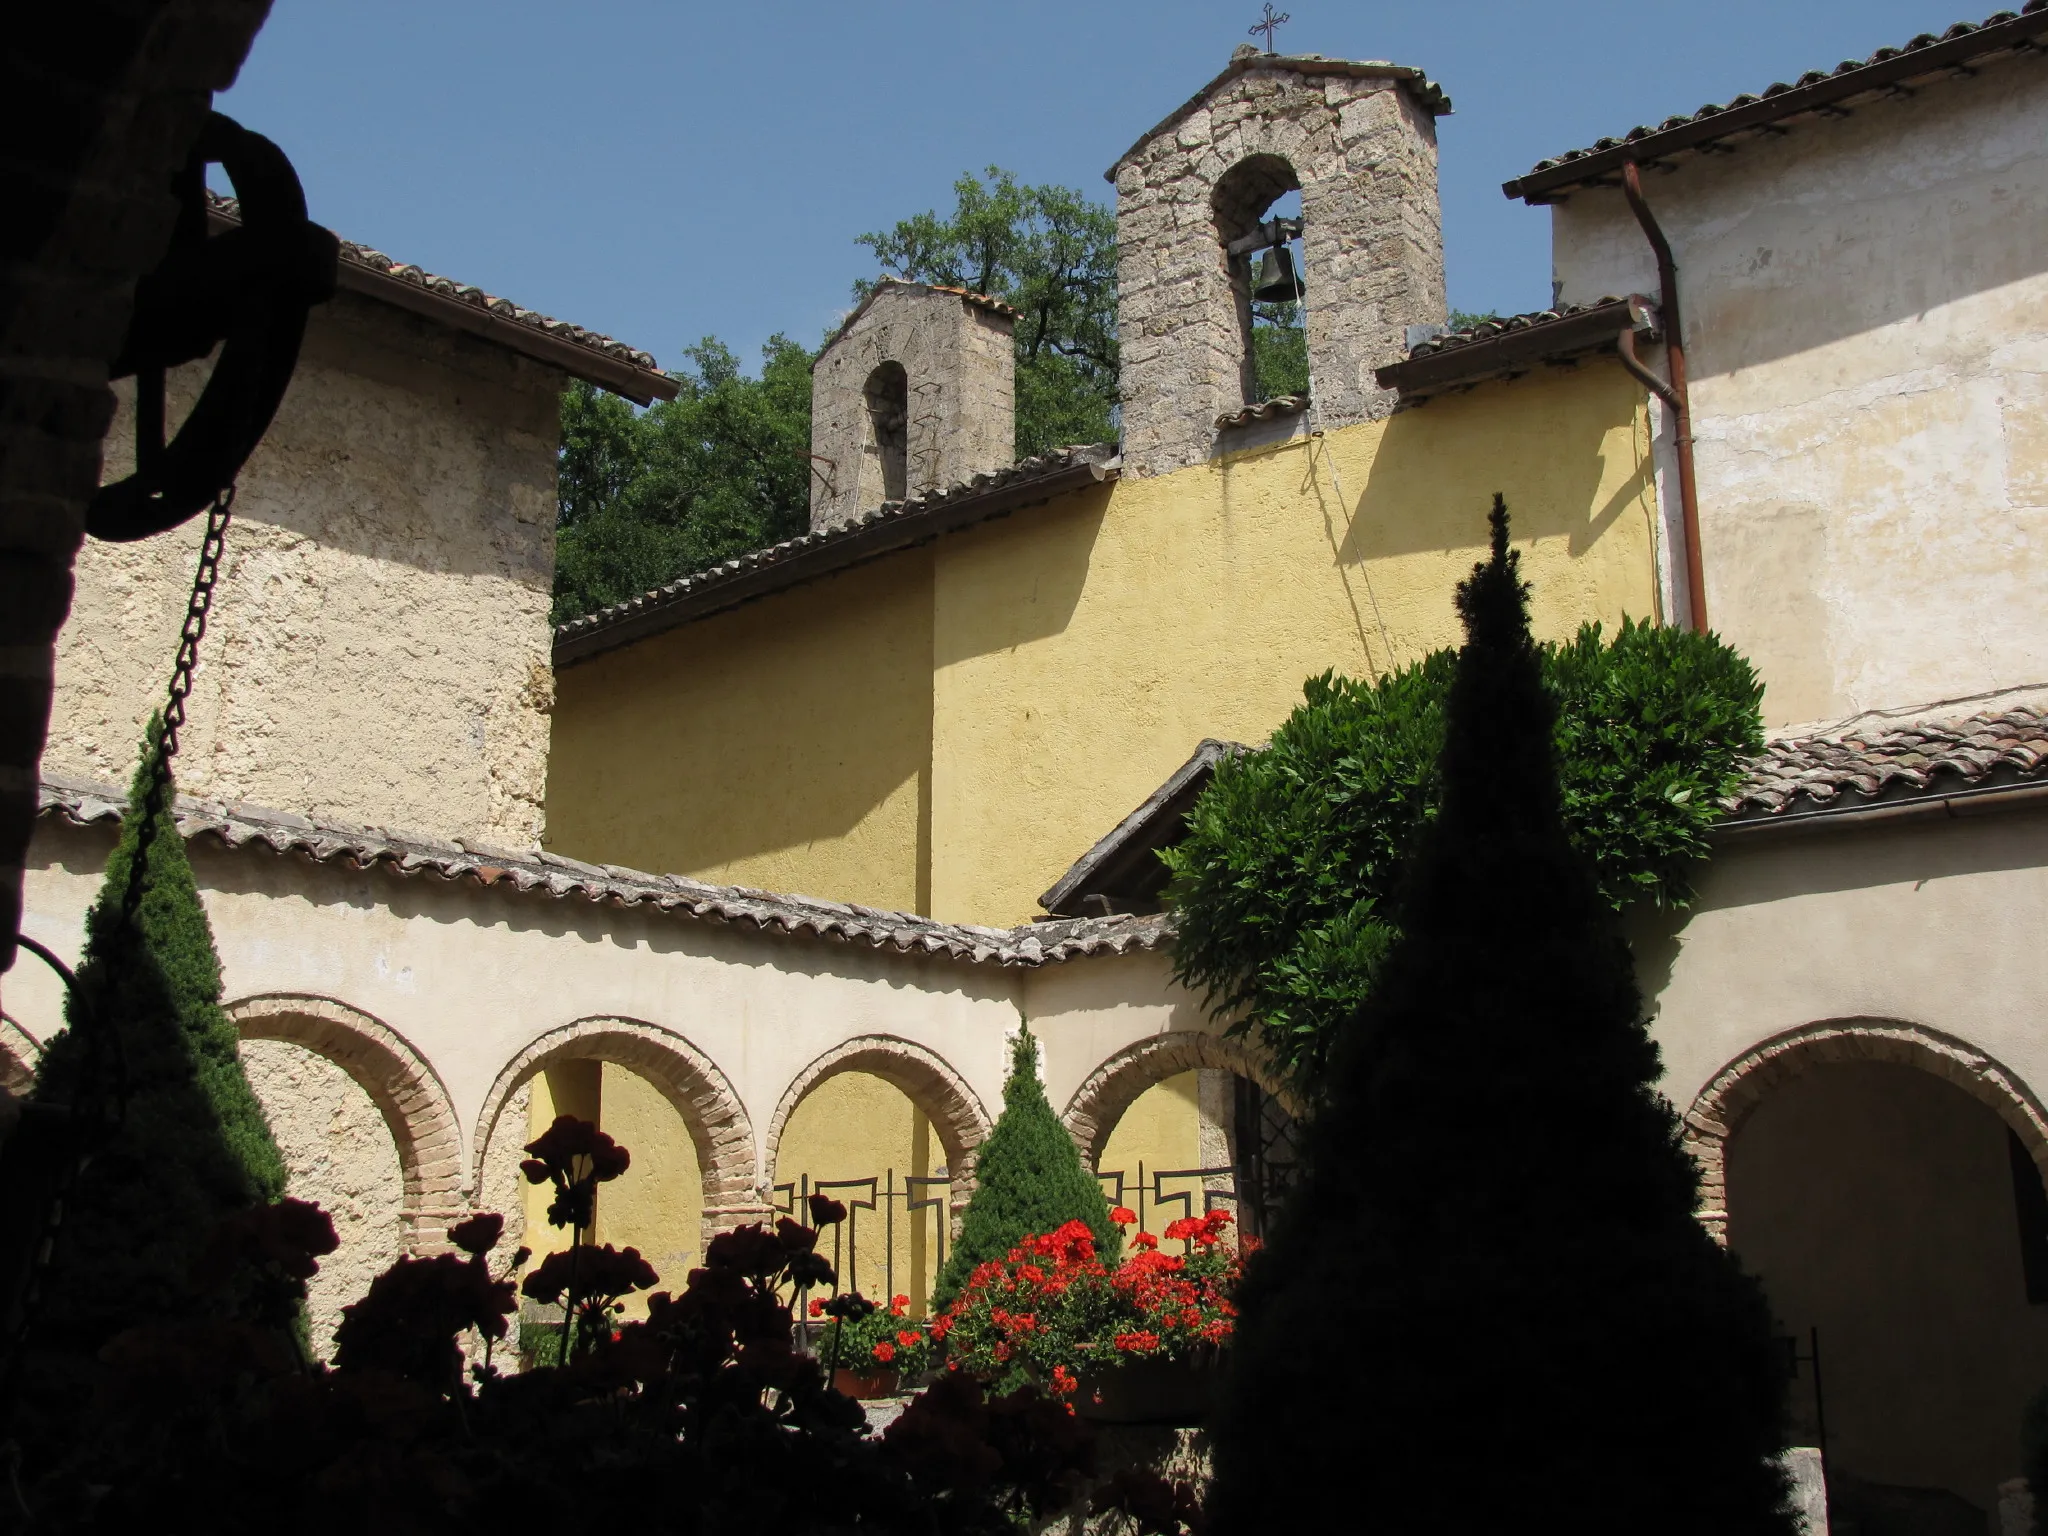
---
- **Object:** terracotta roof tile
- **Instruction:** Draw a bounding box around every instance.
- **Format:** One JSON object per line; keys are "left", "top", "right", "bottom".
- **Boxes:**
{"left": 36, "top": 772, "right": 1168, "bottom": 969}
{"left": 207, "top": 192, "right": 673, "bottom": 399}
{"left": 1215, "top": 395, "right": 1310, "bottom": 431}
{"left": 1720, "top": 704, "right": 2048, "bottom": 821}
{"left": 1505, "top": 5, "right": 2048, "bottom": 202}
{"left": 553, "top": 445, "right": 1120, "bottom": 664}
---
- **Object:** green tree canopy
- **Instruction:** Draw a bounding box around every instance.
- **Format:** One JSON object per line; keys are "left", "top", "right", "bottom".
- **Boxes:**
{"left": 857, "top": 167, "right": 1119, "bottom": 458}
{"left": 1163, "top": 615, "right": 1763, "bottom": 1091}
{"left": 553, "top": 335, "right": 814, "bottom": 624}
{"left": 933, "top": 1025, "right": 1118, "bottom": 1307}
{"left": 1208, "top": 502, "right": 1792, "bottom": 1534}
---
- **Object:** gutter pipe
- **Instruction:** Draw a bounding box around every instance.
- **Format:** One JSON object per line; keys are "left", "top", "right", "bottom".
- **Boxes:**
{"left": 1619, "top": 160, "right": 1708, "bottom": 632}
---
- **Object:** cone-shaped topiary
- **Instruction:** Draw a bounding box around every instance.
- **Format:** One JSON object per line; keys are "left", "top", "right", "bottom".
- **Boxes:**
{"left": 31, "top": 728, "right": 290, "bottom": 1352}
{"left": 1207, "top": 500, "right": 1793, "bottom": 1535}
{"left": 933, "top": 1023, "right": 1118, "bottom": 1307}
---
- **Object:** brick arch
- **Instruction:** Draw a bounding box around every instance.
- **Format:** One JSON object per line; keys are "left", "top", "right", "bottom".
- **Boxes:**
{"left": 473, "top": 1018, "right": 761, "bottom": 1252}
{"left": 1684, "top": 1017, "right": 2048, "bottom": 1245}
{"left": 0, "top": 1015, "right": 40, "bottom": 1095}
{"left": 228, "top": 995, "right": 464, "bottom": 1254}
{"left": 1062, "top": 1030, "right": 1299, "bottom": 1170}
{"left": 763, "top": 1036, "right": 994, "bottom": 1216}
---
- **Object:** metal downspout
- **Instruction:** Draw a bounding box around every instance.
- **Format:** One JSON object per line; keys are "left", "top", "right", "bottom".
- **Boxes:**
{"left": 1620, "top": 160, "right": 1708, "bottom": 632}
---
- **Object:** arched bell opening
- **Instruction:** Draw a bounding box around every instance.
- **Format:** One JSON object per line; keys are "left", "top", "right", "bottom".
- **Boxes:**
{"left": 1212, "top": 155, "right": 1307, "bottom": 407}
{"left": 861, "top": 360, "right": 909, "bottom": 511}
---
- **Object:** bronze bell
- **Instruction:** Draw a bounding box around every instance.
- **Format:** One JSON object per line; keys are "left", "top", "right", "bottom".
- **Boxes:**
{"left": 1250, "top": 243, "right": 1304, "bottom": 304}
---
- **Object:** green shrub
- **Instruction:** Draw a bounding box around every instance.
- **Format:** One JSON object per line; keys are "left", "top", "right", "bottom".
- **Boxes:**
{"left": 1163, "top": 614, "right": 1763, "bottom": 1088}
{"left": 1206, "top": 500, "right": 1793, "bottom": 1534}
{"left": 933, "top": 1025, "right": 1117, "bottom": 1307}
{"left": 31, "top": 734, "right": 289, "bottom": 1353}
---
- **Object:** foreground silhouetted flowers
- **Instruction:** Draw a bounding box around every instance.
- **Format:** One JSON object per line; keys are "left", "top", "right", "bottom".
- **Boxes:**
{"left": 14, "top": 1117, "right": 1139, "bottom": 1534}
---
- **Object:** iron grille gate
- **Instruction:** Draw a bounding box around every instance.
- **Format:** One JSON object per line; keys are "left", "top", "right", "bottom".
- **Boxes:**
{"left": 773, "top": 1172, "right": 951, "bottom": 1343}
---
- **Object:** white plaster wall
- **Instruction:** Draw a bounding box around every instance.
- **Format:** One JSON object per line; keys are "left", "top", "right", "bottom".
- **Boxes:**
{"left": 51, "top": 292, "right": 564, "bottom": 846}
{"left": 13, "top": 820, "right": 1206, "bottom": 1206}
{"left": 1549, "top": 51, "right": 2048, "bottom": 727}
{"left": 241, "top": 1037, "right": 403, "bottom": 1356}
{"left": 1633, "top": 808, "right": 2048, "bottom": 1117}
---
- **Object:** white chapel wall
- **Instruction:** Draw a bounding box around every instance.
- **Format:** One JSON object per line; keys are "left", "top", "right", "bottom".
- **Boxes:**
{"left": 1548, "top": 50, "right": 2048, "bottom": 728}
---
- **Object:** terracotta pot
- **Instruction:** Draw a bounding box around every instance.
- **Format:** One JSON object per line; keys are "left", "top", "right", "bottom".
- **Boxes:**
{"left": 1074, "top": 1353, "right": 1223, "bottom": 1427}
{"left": 832, "top": 1365, "right": 901, "bottom": 1400}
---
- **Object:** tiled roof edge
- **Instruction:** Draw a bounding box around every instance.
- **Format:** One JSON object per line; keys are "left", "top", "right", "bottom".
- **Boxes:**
{"left": 818, "top": 278, "right": 1021, "bottom": 361}
{"left": 1376, "top": 297, "right": 1657, "bottom": 399}
{"left": 1041, "top": 704, "right": 2048, "bottom": 914}
{"left": 552, "top": 445, "right": 1121, "bottom": 666}
{"left": 208, "top": 193, "right": 678, "bottom": 404}
{"left": 35, "top": 772, "right": 1170, "bottom": 969}
{"left": 1106, "top": 52, "right": 1451, "bottom": 182}
{"left": 1039, "top": 740, "right": 1248, "bottom": 916}
{"left": 1504, "top": 5, "right": 2048, "bottom": 203}
{"left": 1715, "top": 703, "right": 2048, "bottom": 832}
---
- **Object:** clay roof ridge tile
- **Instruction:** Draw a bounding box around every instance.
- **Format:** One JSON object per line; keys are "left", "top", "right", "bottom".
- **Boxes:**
{"left": 1511, "top": 6, "right": 2048, "bottom": 193}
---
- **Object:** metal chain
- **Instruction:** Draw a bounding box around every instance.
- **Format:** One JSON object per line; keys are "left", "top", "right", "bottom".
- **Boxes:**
{"left": 120, "top": 482, "right": 235, "bottom": 929}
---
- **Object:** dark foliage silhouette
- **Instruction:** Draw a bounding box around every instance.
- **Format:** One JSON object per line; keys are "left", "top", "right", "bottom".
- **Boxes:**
{"left": 1206, "top": 499, "right": 1793, "bottom": 1535}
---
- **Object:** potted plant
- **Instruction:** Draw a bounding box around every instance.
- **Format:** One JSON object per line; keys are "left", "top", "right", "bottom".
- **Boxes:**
{"left": 811, "top": 1291, "right": 934, "bottom": 1399}
{"left": 932, "top": 1207, "right": 1247, "bottom": 1426}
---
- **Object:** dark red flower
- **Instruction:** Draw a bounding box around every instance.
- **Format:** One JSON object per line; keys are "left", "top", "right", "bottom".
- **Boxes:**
{"left": 775, "top": 1217, "right": 818, "bottom": 1254}
{"left": 193, "top": 1197, "right": 340, "bottom": 1289}
{"left": 822, "top": 1291, "right": 875, "bottom": 1321}
{"left": 807, "top": 1193, "right": 847, "bottom": 1226}
{"left": 448, "top": 1212, "right": 504, "bottom": 1257}
{"left": 703, "top": 1223, "right": 787, "bottom": 1277}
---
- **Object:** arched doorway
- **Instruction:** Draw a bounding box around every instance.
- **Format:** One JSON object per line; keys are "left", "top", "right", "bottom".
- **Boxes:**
{"left": 473, "top": 1018, "right": 761, "bottom": 1323}
{"left": 1696, "top": 1021, "right": 2048, "bottom": 1524}
{"left": 229, "top": 995, "right": 461, "bottom": 1355}
{"left": 1065, "top": 1032, "right": 1302, "bottom": 1241}
{"left": 765, "top": 1037, "right": 991, "bottom": 1315}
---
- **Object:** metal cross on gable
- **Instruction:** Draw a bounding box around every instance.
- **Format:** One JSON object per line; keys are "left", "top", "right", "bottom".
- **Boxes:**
{"left": 1248, "top": 3, "right": 1290, "bottom": 53}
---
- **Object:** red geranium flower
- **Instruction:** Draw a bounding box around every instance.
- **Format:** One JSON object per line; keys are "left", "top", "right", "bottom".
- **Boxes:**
{"left": 1109, "top": 1206, "right": 1137, "bottom": 1225}
{"left": 873, "top": 1340, "right": 896, "bottom": 1363}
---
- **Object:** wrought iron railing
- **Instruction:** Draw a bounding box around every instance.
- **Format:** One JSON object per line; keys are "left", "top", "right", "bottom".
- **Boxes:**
{"left": 772, "top": 1171, "right": 952, "bottom": 1334}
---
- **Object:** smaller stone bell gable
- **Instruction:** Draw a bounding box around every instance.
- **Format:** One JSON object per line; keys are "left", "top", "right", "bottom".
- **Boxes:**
{"left": 1110, "top": 48, "right": 1450, "bottom": 477}
{"left": 809, "top": 280, "right": 1018, "bottom": 533}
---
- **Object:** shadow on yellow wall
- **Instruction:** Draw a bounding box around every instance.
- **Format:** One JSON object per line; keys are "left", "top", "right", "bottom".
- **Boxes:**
{"left": 547, "top": 360, "right": 1658, "bottom": 925}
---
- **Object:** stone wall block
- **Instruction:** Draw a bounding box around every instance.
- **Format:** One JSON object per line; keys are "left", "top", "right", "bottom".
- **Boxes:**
{"left": 1112, "top": 60, "right": 1445, "bottom": 476}
{"left": 809, "top": 284, "right": 1016, "bottom": 532}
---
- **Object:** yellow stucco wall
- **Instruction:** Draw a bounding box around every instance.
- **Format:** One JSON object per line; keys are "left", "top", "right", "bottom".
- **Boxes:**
{"left": 1098, "top": 1072, "right": 1203, "bottom": 1220}
{"left": 546, "top": 548, "right": 935, "bottom": 911}
{"left": 929, "top": 363, "right": 1658, "bottom": 922}
{"left": 547, "top": 360, "right": 1656, "bottom": 927}
{"left": 521, "top": 1060, "right": 702, "bottom": 1318}
{"left": 776, "top": 1071, "right": 942, "bottom": 1313}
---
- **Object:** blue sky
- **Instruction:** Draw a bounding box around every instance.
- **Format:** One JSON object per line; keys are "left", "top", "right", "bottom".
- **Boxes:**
{"left": 220, "top": 0, "right": 1980, "bottom": 376}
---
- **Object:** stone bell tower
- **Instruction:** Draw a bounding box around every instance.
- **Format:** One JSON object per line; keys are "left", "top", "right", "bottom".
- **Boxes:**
{"left": 809, "top": 280, "right": 1017, "bottom": 533}
{"left": 1110, "top": 46, "right": 1450, "bottom": 477}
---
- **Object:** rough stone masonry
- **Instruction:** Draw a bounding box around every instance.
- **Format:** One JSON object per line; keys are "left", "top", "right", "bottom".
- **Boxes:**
{"left": 1111, "top": 51, "right": 1449, "bottom": 478}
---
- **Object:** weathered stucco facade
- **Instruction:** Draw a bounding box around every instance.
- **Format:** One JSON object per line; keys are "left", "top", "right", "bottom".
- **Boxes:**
{"left": 1544, "top": 43, "right": 2048, "bottom": 729}
{"left": 50, "top": 290, "right": 569, "bottom": 846}
{"left": 1112, "top": 52, "right": 1448, "bottom": 477}
{"left": 810, "top": 281, "right": 1017, "bottom": 532}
